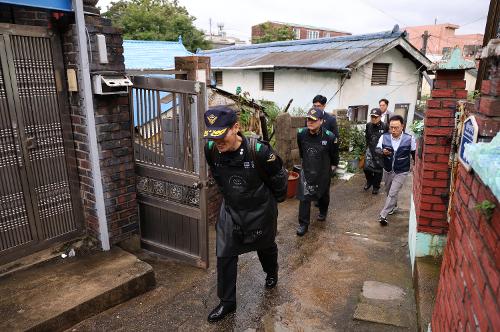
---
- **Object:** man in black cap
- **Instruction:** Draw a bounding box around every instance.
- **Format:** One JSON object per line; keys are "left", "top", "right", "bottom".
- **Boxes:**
{"left": 296, "top": 107, "right": 339, "bottom": 236}
{"left": 312, "top": 94, "right": 339, "bottom": 138}
{"left": 363, "top": 108, "right": 388, "bottom": 194}
{"left": 203, "top": 105, "right": 288, "bottom": 323}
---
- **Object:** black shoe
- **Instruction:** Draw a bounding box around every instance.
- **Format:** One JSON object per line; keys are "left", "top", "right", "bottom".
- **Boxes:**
{"left": 265, "top": 274, "right": 278, "bottom": 289}
{"left": 372, "top": 188, "right": 379, "bottom": 195}
{"left": 207, "top": 302, "right": 236, "bottom": 323}
{"left": 296, "top": 224, "right": 308, "bottom": 236}
{"left": 364, "top": 183, "right": 372, "bottom": 190}
{"left": 317, "top": 214, "right": 326, "bottom": 221}
{"left": 379, "top": 216, "right": 388, "bottom": 226}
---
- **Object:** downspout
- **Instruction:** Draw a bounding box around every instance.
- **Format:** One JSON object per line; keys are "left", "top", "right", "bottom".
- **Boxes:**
{"left": 73, "top": 0, "right": 110, "bottom": 250}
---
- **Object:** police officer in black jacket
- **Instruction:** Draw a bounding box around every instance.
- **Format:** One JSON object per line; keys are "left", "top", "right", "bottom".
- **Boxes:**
{"left": 313, "top": 95, "right": 339, "bottom": 138}
{"left": 296, "top": 108, "right": 339, "bottom": 236}
{"left": 203, "top": 106, "right": 288, "bottom": 323}
{"left": 363, "top": 108, "right": 389, "bottom": 194}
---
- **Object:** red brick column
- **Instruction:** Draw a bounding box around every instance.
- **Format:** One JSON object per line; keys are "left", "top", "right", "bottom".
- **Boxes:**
{"left": 413, "top": 70, "right": 467, "bottom": 234}
{"left": 430, "top": 39, "right": 500, "bottom": 332}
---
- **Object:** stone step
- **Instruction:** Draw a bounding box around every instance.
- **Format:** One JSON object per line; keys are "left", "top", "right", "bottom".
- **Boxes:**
{"left": 0, "top": 247, "right": 155, "bottom": 332}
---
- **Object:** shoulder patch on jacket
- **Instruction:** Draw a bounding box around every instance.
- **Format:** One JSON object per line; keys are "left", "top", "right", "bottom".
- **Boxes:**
{"left": 207, "top": 140, "right": 214, "bottom": 150}
{"left": 256, "top": 142, "right": 262, "bottom": 152}
{"left": 298, "top": 128, "right": 305, "bottom": 134}
{"left": 325, "top": 129, "right": 333, "bottom": 136}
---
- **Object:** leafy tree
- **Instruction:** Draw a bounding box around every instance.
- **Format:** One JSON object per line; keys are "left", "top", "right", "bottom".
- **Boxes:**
{"left": 103, "top": 0, "right": 210, "bottom": 51}
{"left": 252, "top": 22, "right": 296, "bottom": 44}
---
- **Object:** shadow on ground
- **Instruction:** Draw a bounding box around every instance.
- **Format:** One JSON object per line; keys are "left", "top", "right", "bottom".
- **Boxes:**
{"left": 69, "top": 174, "right": 417, "bottom": 332}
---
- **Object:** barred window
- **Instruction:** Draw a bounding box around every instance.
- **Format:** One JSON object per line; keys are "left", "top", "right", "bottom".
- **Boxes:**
{"left": 261, "top": 72, "right": 274, "bottom": 91}
{"left": 371, "top": 63, "right": 390, "bottom": 86}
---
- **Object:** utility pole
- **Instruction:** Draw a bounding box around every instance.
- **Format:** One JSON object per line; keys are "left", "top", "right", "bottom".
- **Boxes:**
{"left": 421, "top": 30, "right": 430, "bottom": 55}
{"left": 209, "top": 18, "right": 212, "bottom": 37}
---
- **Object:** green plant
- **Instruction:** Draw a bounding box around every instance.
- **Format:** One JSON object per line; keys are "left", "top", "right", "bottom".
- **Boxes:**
{"left": 467, "top": 90, "right": 480, "bottom": 101}
{"left": 475, "top": 200, "right": 496, "bottom": 221}
{"left": 290, "top": 107, "right": 306, "bottom": 117}
{"left": 410, "top": 120, "right": 424, "bottom": 137}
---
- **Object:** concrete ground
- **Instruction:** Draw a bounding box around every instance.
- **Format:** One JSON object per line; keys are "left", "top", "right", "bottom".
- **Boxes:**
{"left": 70, "top": 174, "right": 417, "bottom": 331}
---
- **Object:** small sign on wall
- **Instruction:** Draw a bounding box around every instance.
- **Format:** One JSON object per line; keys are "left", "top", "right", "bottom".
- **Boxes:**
{"left": 458, "top": 115, "right": 478, "bottom": 171}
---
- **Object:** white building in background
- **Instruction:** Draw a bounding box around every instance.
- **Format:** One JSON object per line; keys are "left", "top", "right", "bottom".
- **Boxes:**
{"left": 200, "top": 27, "right": 431, "bottom": 126}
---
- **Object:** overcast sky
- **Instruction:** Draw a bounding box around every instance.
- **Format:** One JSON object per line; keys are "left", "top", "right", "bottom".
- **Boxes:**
{"left": 96, "top": 0, "right": 490, "bottom": 42}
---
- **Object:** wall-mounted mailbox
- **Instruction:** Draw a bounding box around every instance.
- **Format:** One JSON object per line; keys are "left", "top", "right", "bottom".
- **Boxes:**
{"left": 92, "top": 74, "right": 132, "bottom": 95}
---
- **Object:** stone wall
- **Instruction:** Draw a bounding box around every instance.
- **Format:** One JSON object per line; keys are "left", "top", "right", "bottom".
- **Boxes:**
{"left": 275, "top": 113, "right": 306, "bottom": 170}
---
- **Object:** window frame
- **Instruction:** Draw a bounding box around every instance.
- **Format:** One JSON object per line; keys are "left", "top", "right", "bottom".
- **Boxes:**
{"left": 214, "top": 71, "right": 223, "bottom": 86}
{"left": 261, "top": 71, "right": 275, "bottom": 91}
{"left": 371, "top": 63, "right": 390, "bottom": 86}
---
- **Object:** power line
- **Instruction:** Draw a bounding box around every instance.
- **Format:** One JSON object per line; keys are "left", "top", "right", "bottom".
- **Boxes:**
{"left": 356, "top": 0, "right": 407, "bottom": 27}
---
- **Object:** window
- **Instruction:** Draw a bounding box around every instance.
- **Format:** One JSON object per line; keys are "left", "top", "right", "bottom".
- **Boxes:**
{"left": 347, "top": 105, "right": 368, "bottom": 123}
{"left": 393, "top": 103, "right": 410, "bottom": 124}
{"left": 214, "top": 71, "right": 223, "bottom": 86}
{"left": 371, "top": 63, "right": 390, "bottom": 86}
{"left": 442, "top": 47, "right": 451, "bottom": 55}
{"left": 261, "top": 72, "right": 275, "bottom": 91}
{"left": 324, "top": 32, "right": 331, "bottom": 38}
{"left": 294, "top": 28, "right": 301, "bottom": 39}
{"left": 307, "top": 30, "right": 319, "bottom": 39}
{"left": 463, "top": 45, "right": 481, "bottom": 57}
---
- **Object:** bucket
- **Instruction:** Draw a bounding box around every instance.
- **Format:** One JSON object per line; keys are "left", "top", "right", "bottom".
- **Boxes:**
{"left": 287, "top": 171, "right": 299, "bottom": 199}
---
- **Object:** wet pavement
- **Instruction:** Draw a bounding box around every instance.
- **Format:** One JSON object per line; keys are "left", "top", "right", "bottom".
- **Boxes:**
{"left": 69, "top": 174, "right": 417, "bottom": 331}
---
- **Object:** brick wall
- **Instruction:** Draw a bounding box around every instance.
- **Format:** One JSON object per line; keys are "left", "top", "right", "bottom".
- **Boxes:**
{"left": 413, "top": 70, "right": 467, "bottom": 235}
{"left": 430, "top": 39, "right": 500, "bottom": 332}
{"left": 431, "top": 165, "right": 499, "bottom": 331}
{"left": 251, "top": 22, "right": 349, "bottom": 42}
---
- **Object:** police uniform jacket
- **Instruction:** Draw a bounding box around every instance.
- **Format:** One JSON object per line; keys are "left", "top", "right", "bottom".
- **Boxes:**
{"left": 205, "top": 135, "right": 288, "bottom": 257}
{"left": 296, "top": 127, "right": 339, "bottom": 201}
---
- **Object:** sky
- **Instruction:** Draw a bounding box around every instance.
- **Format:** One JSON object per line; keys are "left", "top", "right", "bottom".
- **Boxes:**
{"left": 96, "top": 0, "right": 490, "bottom": 42}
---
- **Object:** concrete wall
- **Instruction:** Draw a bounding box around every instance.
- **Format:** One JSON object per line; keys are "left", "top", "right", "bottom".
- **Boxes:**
{"left": 216, "top": 48, "right": 420, "bottom": 125}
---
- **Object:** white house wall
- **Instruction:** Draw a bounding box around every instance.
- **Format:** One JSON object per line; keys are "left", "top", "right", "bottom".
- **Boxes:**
{"left": 216, "top": 69, "right": 342, "bottom": 113}
{"left": 216, "top": 47, "right": 421, "bottom": 125}
{"left": 340, "top": 48, "right": 420, "bottom": 126}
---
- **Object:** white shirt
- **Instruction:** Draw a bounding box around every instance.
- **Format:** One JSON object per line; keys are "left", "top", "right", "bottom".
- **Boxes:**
{"left": 377, "top": 133, "right": 416, "bottom": 152}
{"left": 380, "top": 111, "right": 392, "bottom": 123}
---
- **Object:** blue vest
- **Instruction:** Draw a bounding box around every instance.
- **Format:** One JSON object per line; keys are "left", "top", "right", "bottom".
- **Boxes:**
{"left": 382, "top": 133, "right": 412, "bottom": 173}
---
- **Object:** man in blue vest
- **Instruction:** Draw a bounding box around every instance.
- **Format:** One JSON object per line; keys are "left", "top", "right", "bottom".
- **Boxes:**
{"left": 376, "top": 115, "right": 416, "bottom": 226}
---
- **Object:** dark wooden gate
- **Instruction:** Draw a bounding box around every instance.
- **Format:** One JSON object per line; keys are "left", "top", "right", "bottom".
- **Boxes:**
{"left": 0, "top": 24, "right": 83, "bottom": 264}
{"left": 130, "top": 76, "right": 209, "bottom": 268}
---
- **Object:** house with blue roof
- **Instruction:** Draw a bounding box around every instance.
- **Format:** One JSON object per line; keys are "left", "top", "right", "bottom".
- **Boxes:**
{"left": 200, "top": 27, "right": 431, "bottom": 126}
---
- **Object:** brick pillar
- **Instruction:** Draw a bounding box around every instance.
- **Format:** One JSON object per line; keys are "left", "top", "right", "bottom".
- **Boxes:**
{"left": 477, "top": 40, "right": 500, "bottom": 139}
{"left": 174, "top": 56, "right": 211, "bottom": 86}
{"left": 413, "top": 69, "right": 467, "bottom": 234}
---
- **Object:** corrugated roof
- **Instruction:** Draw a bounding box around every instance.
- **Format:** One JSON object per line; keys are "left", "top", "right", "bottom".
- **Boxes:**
{"left": 124, "top": 39, "right": 192, "bottom": 70}
{"left": 199, "top": 29, "right": 429, "bottom": 71}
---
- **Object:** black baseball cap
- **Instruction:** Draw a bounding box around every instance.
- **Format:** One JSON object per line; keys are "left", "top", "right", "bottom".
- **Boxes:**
{"left": 370, "top": 108, "right": 382, "bottom": 117}
{"left": 306, "top": 108, "right": 324, "bottom": 121}
{"left": 203, "top": 106, "right": 237, "bottom": 139}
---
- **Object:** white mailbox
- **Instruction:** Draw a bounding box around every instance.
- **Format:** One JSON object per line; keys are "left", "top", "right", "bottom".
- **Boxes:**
{"left": 92, "top": 74, "right": 132, "bottom": 95}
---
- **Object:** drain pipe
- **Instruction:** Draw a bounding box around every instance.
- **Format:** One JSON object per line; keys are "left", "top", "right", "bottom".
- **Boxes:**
{"left": 73, "top": 0, "right": 110, "bottom": 251}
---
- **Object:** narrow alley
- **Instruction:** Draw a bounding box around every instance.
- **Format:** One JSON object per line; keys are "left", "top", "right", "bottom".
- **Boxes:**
{"left": 70, "top": 174, "right": 417, "bottom": 331}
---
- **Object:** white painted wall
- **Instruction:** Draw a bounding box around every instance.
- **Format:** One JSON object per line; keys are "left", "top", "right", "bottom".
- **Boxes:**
{"left": 215, "top": 47, "right": 421, "bottom": 126}
{"left": 421, "top": 70, "right": 477, "bottom": 97}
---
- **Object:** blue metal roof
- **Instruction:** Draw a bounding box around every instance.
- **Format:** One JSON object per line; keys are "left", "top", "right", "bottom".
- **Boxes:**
{"left": 124, "top": 38, "right": 192, "bottom": 70}
{"left": 199, "top": 29, "right": 427, "bottom": 71}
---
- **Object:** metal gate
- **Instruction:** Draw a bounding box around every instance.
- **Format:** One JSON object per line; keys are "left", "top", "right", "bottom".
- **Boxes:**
{"left": 130, "top": 76, "right": 209, "bottom": 268}
{"left": 0, "top": 24, "right": 83, "bottom": 264}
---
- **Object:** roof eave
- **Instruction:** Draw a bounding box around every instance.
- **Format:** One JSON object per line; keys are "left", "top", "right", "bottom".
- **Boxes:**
{"left": 212, "top": 65, "right": 349, "bottom": 73}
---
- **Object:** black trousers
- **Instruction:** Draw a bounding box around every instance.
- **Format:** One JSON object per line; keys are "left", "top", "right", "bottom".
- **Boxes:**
{"left": 217, "top": 242, "right": 278, "bottom": 305}
{"left": 298, "top": 190, "right": 329, "bottom": 226}
{"left": 363, "top": 169, "right": 383, "bottom": 189}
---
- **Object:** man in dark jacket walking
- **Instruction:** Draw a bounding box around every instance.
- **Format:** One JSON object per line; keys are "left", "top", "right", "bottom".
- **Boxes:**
{"left": 296, "top": 108, "right": 339, "bottom": 236}
{"left": 203, "top": 106, "right": 288, "bottom": 323}
{"left": 376, "top": 115, "right": 416, "bottom": 226}
{"left": 363, "top": 108, "right": 388, "bottom": 194}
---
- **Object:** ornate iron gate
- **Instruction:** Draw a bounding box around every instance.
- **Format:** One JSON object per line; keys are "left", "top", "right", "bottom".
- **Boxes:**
{"left": 0, "top": 24, "right": 83, "bottom": 264}
{"left": 130, "top": 76, "right": 209, "bottom": 268}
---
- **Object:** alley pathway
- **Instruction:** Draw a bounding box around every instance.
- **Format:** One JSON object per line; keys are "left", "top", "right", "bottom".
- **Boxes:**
{"left": 70, "top": 174, "right": 417, "bottom": 331}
